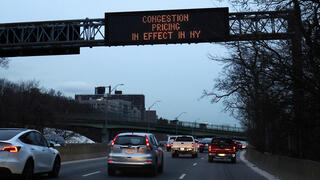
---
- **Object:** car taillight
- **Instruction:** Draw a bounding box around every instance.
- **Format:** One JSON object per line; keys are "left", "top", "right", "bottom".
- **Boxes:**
{"left": 170, "top": 143, "right": 173, "bottom": 146}
{"left": 200, "top": 143, "right": 204, "bottom": 146}
{"left": 145, "top": 136, "right": 152, "bottom": 150}
{"left": 1, "top": 146, "right": 20, "bottom": 153}
{"left": 233, "top": 146, "right": 236, "bottom": 152}
{"left": 108, "top": 159, "right": 113, "bottom": 162}
{"left": 166, "top": 144, "right": 170, "bottom": 147}
{"left": 192, "top": 142, "right": 194, "bottom": 147}
{"left": 111, "top": 136, "right": 118, "bottom": 150}
{"left": 209, "top": 145, "right": 212, "bottom": 152}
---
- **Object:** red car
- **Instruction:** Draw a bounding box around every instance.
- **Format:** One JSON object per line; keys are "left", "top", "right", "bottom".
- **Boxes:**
{"left": 208, "top": 137, "right": 236, "bottom": 163}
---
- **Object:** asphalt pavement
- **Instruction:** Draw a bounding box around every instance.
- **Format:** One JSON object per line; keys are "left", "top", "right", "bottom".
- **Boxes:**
{"left": 5, "top": 150, "right": 267, "bottom": 180}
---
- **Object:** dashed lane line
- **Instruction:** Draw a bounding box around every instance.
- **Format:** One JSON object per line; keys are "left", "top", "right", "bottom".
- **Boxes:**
{"left": 193, "top": 163, "right": 197, "bottom": 166}
{"left": 179, "top": 173, "right": 186, "bottom": 179}
{"left": 82, "top": 171, "right": 101, "bottom": 177}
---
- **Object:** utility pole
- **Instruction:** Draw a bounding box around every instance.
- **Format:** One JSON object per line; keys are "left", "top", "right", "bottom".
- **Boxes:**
{"left": 288, "top": 10, "right": 304, "bottom": 157}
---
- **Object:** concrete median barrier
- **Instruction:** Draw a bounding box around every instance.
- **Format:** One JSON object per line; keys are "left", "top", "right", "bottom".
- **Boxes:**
{"left": 246, "top": 147, "right": 320, "bottom": 180}
{"left": 55, "top": 143, "right": 110, "bottom": 162}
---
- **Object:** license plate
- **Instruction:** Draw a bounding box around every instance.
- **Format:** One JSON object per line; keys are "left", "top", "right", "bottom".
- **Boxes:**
{"left": 180, "top": 148, "right": 185, "bottom": 151}
{"left": 218, "top": 153, "right": 226, "bottom": 156}
{"left": 125, "top": 148, "right": 135, "bottom": 154}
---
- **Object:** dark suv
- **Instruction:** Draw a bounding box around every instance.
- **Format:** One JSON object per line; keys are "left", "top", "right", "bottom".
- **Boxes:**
{"left": 199, "top": 138, "right": 212, "bottom": 153}
{"left": 208, "top": 137, "right": 236, "bottom": 163}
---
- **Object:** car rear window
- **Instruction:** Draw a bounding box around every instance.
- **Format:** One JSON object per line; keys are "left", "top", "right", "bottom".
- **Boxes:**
{"left": 176, "top": 136, "right": 193, "bottom": 142}
{"left": 211, "top": 138, "right": 234, "bottom": 145}
{"left": 0, "top": 129, "right": 23, "bottom": 140}
{"left": 169, "top": 137, "right": 176, "bottom": 140}
{"left": 201, "top": 138, "right": 212, "bottom": 143}
{"left": 114, "top": 136, "right": 146, "bottom": 145}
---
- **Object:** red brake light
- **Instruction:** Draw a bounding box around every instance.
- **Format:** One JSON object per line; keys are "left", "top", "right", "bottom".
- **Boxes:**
{"left": 200, "top": 143, "right": 204, "bottom": 146}
{"left": 209, "top": 145, "right": 212, "bottom": 152}
{"left": 146, "top": 160, "right": 152, "bottom": 163}
{"left": 192, "top": 142, "right": 194, "bottom": 147}
{"left": 170, "top": 143, "right": 173, "bottom": 146}
{"left": 108, "top": 159, "right": 113, "bottom": 162}
{"left": 111, "top": 136, "right": 118, "bottom": 147}
{"left": 145, "top": 136, "right": 152, "bottom": 150}
{"left": 1, "top": 146, "right": 20, "bottom": 153}
{"left": 233, "top": 146, "right": 236, "bottom": 152}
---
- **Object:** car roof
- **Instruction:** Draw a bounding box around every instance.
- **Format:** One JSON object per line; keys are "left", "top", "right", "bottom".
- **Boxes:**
{"left": 117, "top": 132, "right": 153, "bottom": 137}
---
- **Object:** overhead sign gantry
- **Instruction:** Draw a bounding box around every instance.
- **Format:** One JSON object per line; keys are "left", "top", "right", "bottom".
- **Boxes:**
{"left": 0, "top": 7, "right": 291, "bottom": 57}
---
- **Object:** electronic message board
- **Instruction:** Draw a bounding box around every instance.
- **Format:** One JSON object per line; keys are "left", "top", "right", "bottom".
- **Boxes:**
{"left": 105, "top": 8, "right": 229, "bottom": 46}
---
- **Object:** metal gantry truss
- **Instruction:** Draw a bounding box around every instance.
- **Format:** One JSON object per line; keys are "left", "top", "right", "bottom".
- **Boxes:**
{"left": 0, "top": 10, "right": 293, "bottom": 56}
{"left": 229, "top": 10, "right": 292, "bottom": 41}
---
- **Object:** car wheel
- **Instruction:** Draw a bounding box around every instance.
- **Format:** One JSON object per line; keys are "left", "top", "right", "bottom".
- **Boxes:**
{"left": 171, "top": 153, "right": 175, "bottom": 158}
{"left": 192, "top": 153, "right": 197, "bottom": 158}
{"left": 150, "top": 164, "right": 158, "bottom": 177}
{"left": 200, "top": 149, "right": 203, "bottom": 153}
{"left": 48, "top": 156, "right": 61, "bottom": 178}
{"left": 158, "top": 156, "right": 164, "bottom": 173}
{"left": 231, "top": 157, "right": 236, "bottom": 163}
{"left": 22, "top": 159, "right": 33, "bottom": 180}
{"left": 208, "top": 156, "right": 213, "bottom": 162}
{"left": 108, "top": 166, "right": 116, "bottom": 176}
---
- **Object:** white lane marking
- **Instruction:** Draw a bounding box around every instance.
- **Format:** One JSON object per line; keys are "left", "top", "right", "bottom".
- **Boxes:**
{"left": 240, "top": 151, "right": 280, "bottom": 180}
{"left": 201, "top": 157, "right": 204, "bottom": 160}
{"left": 193, "top": 163, "right": 197, "bottom": 166}
{"left": 179, "top": 173, "right": 186, "bottom": 179}
{"left": 82, "top": 171, "right": 101, "bottom": 177}
{"left": 62, "top": 157, "right": 108, "bottom": 165}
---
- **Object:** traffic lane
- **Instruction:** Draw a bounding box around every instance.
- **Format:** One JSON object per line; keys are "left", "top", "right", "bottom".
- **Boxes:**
{"left": 76, "top": 151, "right": 205, "bottom": 180}
{"left": 182, "top": 151, "right": 267, "bottom": 180}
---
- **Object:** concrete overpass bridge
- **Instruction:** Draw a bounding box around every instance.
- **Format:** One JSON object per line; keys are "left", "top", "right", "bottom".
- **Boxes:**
{"left": 50, "top": 115, "right": 247, "bottom": 142}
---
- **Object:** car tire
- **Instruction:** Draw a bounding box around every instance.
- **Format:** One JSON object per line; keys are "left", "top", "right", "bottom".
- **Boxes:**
{"left": 192, "top": 153, "right": 196, "bottom": 158}
{"left": 48, "top": 156, "right": 61, "bottom": 178}
{"left": 21, "top": 159, "right": 34, "bottom": 180}
{"left": 150, "top": 164, "right": 158, "bottom": 177}
{"left": 158, "top": 157, "right": 164, "bottom": 173}
{"left": 200, "top": 149, "right": 203, "bottom": 153}
{"left": 208, "top": 156, "right": 213, "bottom": 162}
{"left": 231, "top": 157, "right": 236, "bottom": 163}
{"left": 171, "top": 153, "right": 175, "bottom": 158}
{"left": 108, "top": 166, "right": 116, "bottom": 176}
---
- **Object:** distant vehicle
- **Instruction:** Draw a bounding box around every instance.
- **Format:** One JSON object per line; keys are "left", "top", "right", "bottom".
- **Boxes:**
{"left": 235, "top": 141, "right": 242, "bottom": 150}
{"left": 195, "top": 139, "right": 200, "bottom": 149}
{"left": 166, "top": 135, "right": 177, "bottom": 151}
{"left": 0, "top": 128, "right": 61, "bottom": 180}
{"left": 208, "top": 137, "right": 236, "bottom": 163}
{"left": 199, "top": 138, "right": 212, "bottom": 153}
{"left": 171, "top": 135, "right": 198, "bottom": 158}
{"left": 44, "top": 135, "right": 65, "bottom": 146}
{"left": 158, "top": 141, "right": 167, "bottom": 148}
{"left": 107, "top": 132, "right": 164, "bottom": 176}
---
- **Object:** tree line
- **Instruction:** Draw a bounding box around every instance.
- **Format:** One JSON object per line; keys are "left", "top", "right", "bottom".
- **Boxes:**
{"left": 205, "top": 0, "right": 319, "bottom": 160}
{"left": 0, "top": 79, "right": 99, "bottom": 130}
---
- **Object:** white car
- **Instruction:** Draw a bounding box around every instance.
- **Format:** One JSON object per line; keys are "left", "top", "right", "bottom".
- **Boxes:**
{"left": 0, "top": 128, "right": 61, "bottom": 180}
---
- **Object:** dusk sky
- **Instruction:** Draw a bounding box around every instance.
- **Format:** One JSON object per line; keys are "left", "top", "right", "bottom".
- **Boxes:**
{"left": 0, "top": 0, "right": 242, "bottom": 127}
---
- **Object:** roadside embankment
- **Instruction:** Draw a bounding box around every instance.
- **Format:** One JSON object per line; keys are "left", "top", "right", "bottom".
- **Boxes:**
{"left": 246, "top": 147, "right": 320, "bottom": 180}
{"left": 55, "top": 143, "right": 109, "bottom": 162}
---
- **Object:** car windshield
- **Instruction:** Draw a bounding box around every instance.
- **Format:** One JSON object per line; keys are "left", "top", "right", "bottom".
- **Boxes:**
{"left": 114, "top": 136, "right": 146, "bottom": 145}
{"left": 176, "top": 137, "right": 193, "bottom": 142}
{"left": 0, "top": 129, "right": 23, "bottom": 140}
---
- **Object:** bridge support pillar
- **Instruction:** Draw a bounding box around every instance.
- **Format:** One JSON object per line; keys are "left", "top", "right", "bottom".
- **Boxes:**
{"left": 101, "top": 127, "right": 110, "bottom": 144}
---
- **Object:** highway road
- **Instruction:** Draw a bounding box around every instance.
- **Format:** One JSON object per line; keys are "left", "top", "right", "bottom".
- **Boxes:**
{"left": 4, "top": 151, "right": 267, "bottom": 180}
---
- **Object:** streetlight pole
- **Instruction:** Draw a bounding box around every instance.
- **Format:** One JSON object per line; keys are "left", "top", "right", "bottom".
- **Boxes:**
{"left": 147, "top": 100, "right": 161, "bottom": 132}
{"left": 174, "top": 112, "right": 186, "bottom": 134}
{"left": 109, "top": 83, "right": 124, "bottom": 95}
